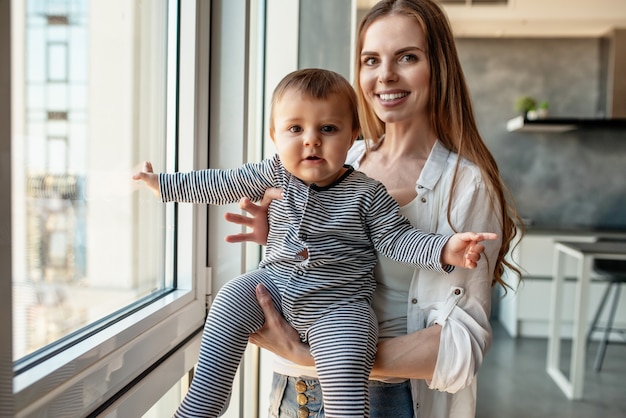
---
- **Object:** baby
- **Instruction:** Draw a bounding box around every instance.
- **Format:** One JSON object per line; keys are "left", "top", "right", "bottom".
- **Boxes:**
{"left": 134, "top": 68, "right": 496, "bottom": 417}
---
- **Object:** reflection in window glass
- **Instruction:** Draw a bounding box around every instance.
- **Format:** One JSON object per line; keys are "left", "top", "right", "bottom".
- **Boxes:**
{"left": 12, "top": 0, "right": 174, "bottom": 361}
{"left": 47, "top": 42, "right": 67, "bottom": 81}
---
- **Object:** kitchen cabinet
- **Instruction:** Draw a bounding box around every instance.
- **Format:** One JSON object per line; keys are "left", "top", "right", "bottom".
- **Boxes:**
{"left": 442, "top": 0, "right": 626, "bottom": 37}
{"left": 357, "top": 0, "right": 626, "bottom": 37}
{"left": 498, "top": 231, "right": 626, "bottom": 338}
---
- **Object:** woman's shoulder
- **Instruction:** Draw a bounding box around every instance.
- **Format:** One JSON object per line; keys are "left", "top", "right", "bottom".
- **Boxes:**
{"left": 346, "top": 139, "right": 370, "bottom": 167}
{"left": 430, "top": 141, "right": 483, "bottom": 187}
{"left": 452, "top": 153, "right": 482, "bottom": 177}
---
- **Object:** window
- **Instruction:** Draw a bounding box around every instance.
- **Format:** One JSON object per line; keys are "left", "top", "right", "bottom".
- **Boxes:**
{"left": 4, "top": 0, "right": 292, "bottom": 416}
{"left": 14, "top": 0, "right": 174, "bottom": 363}
{"left": 7, "top": 0, "right": 208, "bottom": 416}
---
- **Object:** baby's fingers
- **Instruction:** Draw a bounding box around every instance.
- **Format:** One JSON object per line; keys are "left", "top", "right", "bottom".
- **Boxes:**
{"left": 475, "top": 232, "right": 498, "bottom": 242}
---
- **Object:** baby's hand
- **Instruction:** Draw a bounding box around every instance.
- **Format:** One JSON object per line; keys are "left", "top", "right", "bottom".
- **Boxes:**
{"left": 443, "top": 232, "right": 498, "bottom": 269}
{"left": 224, "top": 187, "right": 283, "bottom": 245}
{"left": 132, "top": 161, "right": 160, "bottom": 197}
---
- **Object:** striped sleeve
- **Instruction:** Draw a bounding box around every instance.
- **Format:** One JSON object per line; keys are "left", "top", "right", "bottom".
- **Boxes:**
{"left": 159, "top": 156, "right": 279, "bottom": 205}
{"left": 367, "top": 183, "right": 453, "bottom": 273}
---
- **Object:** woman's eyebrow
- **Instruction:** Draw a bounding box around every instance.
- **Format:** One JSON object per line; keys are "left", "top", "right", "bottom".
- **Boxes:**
{"left": 361, "top": 46, "right": 426, "bottom": 56}
{"left": 395, "top": 46, "right": 426, "bottom": 54}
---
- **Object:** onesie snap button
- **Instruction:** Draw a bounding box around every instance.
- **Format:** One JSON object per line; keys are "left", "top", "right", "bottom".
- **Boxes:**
{"left": 421, "top": 197, "right": 427, "bottom": 203}
{"left": 411, "top": 298, "right": 418, "bottom": 304}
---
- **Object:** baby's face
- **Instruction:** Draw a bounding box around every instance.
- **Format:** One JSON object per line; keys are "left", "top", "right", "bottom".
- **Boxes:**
{"left": 270, "top": 90, "right": 357, "bottom": 187}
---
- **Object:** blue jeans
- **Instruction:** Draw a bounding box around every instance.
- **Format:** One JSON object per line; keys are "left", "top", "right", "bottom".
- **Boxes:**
{"left": 267, "top": 373, "right": 414, "bottom": 417}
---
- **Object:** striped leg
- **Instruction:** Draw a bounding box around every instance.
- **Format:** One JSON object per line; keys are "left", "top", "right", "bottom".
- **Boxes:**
{"left": 174, "top": 270, "right": 282, "bottom": 418}
{"left": 307, "top": 302, "right": 378, "bottom": 418}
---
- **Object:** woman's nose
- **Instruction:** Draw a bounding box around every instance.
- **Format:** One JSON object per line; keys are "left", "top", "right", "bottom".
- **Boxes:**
{"left": 378, "top": 62, "right": 398, "bottom": 83}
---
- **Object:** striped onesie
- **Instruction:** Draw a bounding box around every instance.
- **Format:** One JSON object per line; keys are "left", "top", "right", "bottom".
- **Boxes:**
{"left": 165, "top": 154, "right": 451, "bottom": 418}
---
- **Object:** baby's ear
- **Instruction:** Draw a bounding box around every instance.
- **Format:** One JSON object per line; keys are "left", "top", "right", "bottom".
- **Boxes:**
{"left": 269, "top": 126, "right": 276, "bottom": 142}
{"left": 351, "top": 130, "right": 360, "bottom": 144}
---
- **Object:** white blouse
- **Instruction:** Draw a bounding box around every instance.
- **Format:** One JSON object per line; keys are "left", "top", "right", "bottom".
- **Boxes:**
{"left": 275, "top": 139, "right": 502, "bottom": 418}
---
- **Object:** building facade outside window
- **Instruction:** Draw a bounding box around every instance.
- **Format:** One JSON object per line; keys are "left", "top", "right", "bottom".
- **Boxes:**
{"left": 8, "top": 0, "right": 211, "bottom": 416}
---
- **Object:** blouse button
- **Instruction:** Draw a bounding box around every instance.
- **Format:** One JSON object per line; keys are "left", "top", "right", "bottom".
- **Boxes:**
{"left": 411, "top": 298, "right": 418, "bottom": 304}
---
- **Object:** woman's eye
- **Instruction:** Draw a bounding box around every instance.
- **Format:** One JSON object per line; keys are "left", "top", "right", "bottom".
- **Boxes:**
{"left": 400, "top": 54, "right": 418, "bottom": 63}
{"left": 363, "top": 57, "right": 377, "bottom": 66}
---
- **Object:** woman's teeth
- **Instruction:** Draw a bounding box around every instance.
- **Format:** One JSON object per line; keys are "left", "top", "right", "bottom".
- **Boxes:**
{"left": 379, "top": 92, "right": 407, "bottom": 101}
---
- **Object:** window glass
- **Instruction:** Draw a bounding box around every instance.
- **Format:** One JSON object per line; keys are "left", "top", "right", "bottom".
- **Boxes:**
{"left": 12, "top": 0, "right": 174, "bottom": 362}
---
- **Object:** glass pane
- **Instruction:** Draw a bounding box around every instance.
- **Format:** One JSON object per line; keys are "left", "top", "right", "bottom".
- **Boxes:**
{"left": 12, "top": 0, "right": 175, "bottom": 362}
{"left": 47, "top": 42, "right": 67, "bottom": 81}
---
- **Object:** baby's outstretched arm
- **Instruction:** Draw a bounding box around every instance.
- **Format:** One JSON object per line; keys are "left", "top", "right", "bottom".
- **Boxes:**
{"left": 442, "top": 232, "right": 498, "bottom": 269}
{"left": 132, "top": 161, "right": 160, "bottom": 198}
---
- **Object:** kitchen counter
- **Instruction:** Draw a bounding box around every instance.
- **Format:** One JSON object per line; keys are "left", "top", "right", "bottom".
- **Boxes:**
{"left": 521, "top": 225, "right": 626, "bottom": 238}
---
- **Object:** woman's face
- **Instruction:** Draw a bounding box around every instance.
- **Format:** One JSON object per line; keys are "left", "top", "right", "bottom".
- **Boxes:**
{"left": 359, "top": 14, "right": 431, "bottom": 125}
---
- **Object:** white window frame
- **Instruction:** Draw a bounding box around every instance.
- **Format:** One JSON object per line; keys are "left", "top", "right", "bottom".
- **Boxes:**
{"left": 3, "top": 1, "right": 210, "bottom": 416}
{"left": 1, "top": 0, "right": 13, "bottom": 413}
{"left": 2, "top": 0, "right": 302, "bottom": 416}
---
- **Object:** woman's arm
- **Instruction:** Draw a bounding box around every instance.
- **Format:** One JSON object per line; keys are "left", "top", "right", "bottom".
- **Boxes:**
{"left": 250, "top": 282, "right": 441, "bottom": 379}
{"left": 370, "top": 326, "right": 440, "bottom": 380}
{"left": 248, "top": 284, "right": 315, "bottom": 367}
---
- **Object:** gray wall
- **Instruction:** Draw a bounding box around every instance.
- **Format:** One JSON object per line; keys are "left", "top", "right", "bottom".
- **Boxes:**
{"left": 299, "top": 0, "right": 352, "bottom": 80}
{"left": 457, "top": 38, "right": 626, "bottom": 230}
{"left": 295, "top": 12, "right": 626, "bottom": 230}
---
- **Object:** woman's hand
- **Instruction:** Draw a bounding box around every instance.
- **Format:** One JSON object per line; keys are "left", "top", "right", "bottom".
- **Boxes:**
{"left": 249, "top": 284, "right": 315, "bottom": 367}
{"left": 224, "top": 188, "right": 283, "bottom": 245}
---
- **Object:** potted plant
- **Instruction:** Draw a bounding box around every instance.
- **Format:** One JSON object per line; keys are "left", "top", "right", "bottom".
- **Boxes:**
{"left": 537, "top": 101, "right": 549, "bottom": 118}
{"left": 515, "top": 96, "right": 537, "bottom": 120}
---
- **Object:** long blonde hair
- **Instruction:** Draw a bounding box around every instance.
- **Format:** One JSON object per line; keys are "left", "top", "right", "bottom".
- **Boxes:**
{"left": 355, "top": 0, "right": 523, "bottom": 290}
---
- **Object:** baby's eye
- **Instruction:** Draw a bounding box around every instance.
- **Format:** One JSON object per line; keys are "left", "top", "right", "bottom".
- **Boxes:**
{"left": 321, "top": 125, "right": 338, "bottom": 133}
{"left": 288, "top": 125, "right": 303, "bottom": 133}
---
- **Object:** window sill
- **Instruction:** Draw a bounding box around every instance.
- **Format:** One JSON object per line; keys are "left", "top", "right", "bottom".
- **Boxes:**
{"left": 14, "top": 289, "right": 204, "bottom": 417}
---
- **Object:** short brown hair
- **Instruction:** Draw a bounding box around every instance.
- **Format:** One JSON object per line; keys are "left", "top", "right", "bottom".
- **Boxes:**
{"left": 270, "top": 68, "right": 360, "bottom": 134}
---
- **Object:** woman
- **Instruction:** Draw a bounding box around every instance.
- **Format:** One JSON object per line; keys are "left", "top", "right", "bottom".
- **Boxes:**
{"left": 226, "top": 0, "right": 522, "bottom": 416}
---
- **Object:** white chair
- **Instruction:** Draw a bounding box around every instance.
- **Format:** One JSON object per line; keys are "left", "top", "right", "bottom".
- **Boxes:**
{"left": 586, "top": 251, "right": 626, "bottom": 372}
